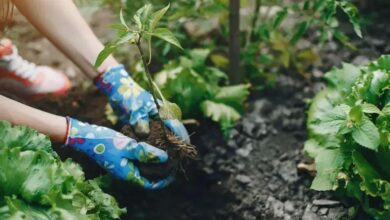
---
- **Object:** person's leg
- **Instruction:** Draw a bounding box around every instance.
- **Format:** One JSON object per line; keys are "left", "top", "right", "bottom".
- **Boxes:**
{"left": 11, "top": 0, "right": 119, "bottom": 78}
{"left": 0, "top": 94, "right": 67, "bottom": 142}
{"left": 0, "top": 38, "right": 71, "bottom": 98}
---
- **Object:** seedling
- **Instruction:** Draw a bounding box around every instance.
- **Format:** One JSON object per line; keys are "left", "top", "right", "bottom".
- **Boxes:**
{"left": 95, "top": 4, "right": 197, "bottom": 179}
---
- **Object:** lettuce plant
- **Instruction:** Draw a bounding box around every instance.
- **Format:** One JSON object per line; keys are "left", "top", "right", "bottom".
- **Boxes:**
{"left": 305, "top": 55, "right": 390, "bottom": 219}
{"left": 0, "top": 121, "right": 125, "bottom": 219}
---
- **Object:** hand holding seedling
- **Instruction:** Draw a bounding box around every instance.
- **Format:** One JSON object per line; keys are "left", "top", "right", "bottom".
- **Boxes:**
{"left": 95, "top": 4, "right": 184, "bottom": 135}
{"left": 93, "top": 4, "right": 195, "bottom": 184}
{"left": 65, "top": 117, "right": 173, "bottom": 189}
{"left": 95, "top": 64, "right": 190, "bottom": 142}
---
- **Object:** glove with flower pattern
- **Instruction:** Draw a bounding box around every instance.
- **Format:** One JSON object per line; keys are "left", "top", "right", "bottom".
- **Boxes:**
{"left": 65, "top": 117, "right": 173, "bottom": 189}
{"left": 94, "top": 65, "right": 190, "bottom": 143}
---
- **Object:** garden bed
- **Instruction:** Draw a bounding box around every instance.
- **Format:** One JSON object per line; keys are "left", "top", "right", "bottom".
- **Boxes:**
{"left": 27, "top": 76, "right": 346, "bottom": 220}
{"left": 7, "top": 4, "right": 390, "bottom": 219}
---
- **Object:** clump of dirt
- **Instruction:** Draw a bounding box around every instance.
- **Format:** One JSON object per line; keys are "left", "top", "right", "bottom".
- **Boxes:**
{"left": 121, "top": 120, "right": 197, "bottom": 181}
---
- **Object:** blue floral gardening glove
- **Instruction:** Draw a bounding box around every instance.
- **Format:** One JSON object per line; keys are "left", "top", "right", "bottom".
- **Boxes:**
{"left": 94, "top": 65, "right": 190, "bottom": 143}
{"left": 65, "top": 117, "right": 173, "bottom": 190}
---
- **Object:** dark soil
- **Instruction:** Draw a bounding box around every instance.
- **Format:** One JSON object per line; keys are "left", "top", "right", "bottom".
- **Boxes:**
{"left": 121, "top": 121, "right": 197, "bottom": 181}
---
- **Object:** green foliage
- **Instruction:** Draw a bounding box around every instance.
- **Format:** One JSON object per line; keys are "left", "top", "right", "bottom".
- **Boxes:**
{"left": 305, "top": 55, "right": 390, "bottom": 219}
{"left": 144, "top": 48, "right": 250, "bottom": 134}
{"left": 0, "top": 121, "right": 125, "bottom": 219}
{"left": 98, "top": 0, "right": 362, "bottom": 88}
{"left": 95, "top": 4, "right": 182, "bottom": 68}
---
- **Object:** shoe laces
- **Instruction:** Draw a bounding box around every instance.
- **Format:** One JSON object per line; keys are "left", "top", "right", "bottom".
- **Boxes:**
{"left": 0, "top": 46, "right": 38, "bottom": 82}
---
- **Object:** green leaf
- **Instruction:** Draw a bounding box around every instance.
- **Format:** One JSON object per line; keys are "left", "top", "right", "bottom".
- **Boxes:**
{"left": 119, "top": 9, "right": 129, "bottom": 30}
{"left": 159, "top": 101, "right": 182, "bottom": 120}
{"left": 311, "top": 104, "right": 350, "bottom": 134}
{"left": 361, "top": 103, "right": 382, "bottom": 115}
{"left": 117, "top": 32, "right": 138, "bottom": 45}
{"left": 349, "top": 105, "right": 363, "bottom": 124}
{"left": 290, "top": 21, "right": 308, "bottom": 45}
{"left": 95, "top": 33, "right": 137, "bottom": 68}
{"left": 311, "top": 148, "right": 344, "bottom": 191}
{"left": 372, "top": 55, "right": 390, "bottom": 71}
{"left": 149, "top": 4, "right": 170, "bottom": 31}
{"left": 0, "top": 121, "right": 51, "bottom": 152}
{"left": 324, "top": 63, "right": 361, "bottom": 93}
{"left": 95, "top": 42, "right": 116, "bottom": 68}
{"left": 160, "top": 69, "right": 207, "bottom": 118}
{"left": 134, "top": 4, "right": 153, "bottom": 31}
{"left": 110, "top": 23, "right": 128, "bottom": 37}
{"left": 201, "top": 100, "right": 241, "bottom": 132}
{"left": 339, "top": 2, "right": 362, "bottom": 38}
{"left": 151, "top": 28, "right": 183, "bottom": 50}
{"left": 352, "top": 116, "right": 380, "bottom": 151}
{"left": 352, "top": 151, "right": 381, "bottom": 196}
{"left": 272, "top": 8, "right": 288, "bottom": 29}
{"left": 333, "top": 30, "right": 357, "bottom": 50}
{"left": 212, "top": 84, "right": 250, "bottom": 112}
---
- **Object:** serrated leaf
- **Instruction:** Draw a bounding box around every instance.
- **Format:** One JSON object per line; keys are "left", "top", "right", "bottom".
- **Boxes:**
{"left": 201, "top": 100, "right": 241, "bottom": 132}
{"left": 213, "top": 84, "right": 250, "bottom": 112}
{"left": 352, "top": 116, "right": 380, "bottom": 151}
{"left": 151, "top": 28, "right": 183, "bottom": 50}
{"left": 352, "top": 151, "right": 381, "bottom": 196}
{"left": 149, "top": 4, "right": 170, "bottom": 31}
{"left": 0, "top": 121, "right": 125, "bottom": 219}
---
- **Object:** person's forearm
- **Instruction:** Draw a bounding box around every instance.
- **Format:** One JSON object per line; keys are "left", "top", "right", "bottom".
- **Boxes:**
{"left": 0, "top": 95, "right": 67, "bottom": 142}
{"left": 11, "top": 0, "right": 119, "bottom": 78}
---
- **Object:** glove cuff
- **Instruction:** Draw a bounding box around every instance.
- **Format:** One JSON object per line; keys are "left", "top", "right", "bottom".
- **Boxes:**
{"left": 94, "top": 64, "right": 127, "bottom": 91}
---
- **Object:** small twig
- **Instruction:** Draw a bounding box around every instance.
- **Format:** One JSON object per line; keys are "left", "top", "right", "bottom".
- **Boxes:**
{"left": 135, "top": 40, "right": 168, "bottom": 138}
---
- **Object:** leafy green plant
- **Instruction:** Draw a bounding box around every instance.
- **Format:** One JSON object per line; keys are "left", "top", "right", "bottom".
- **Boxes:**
{"left": 242, "top": 0, "right": 362, "bottom": 86}
{"left": 151, "top": 48, "right": 250, "bottom": 135}
{"left": 95, "top": 4, "right": 184, "bottom": 134}
{"left": 0, "top": 121, "right": 125, "bottom": 219}
{"left": 305, "top": 55, "right": 390, "bottom": 219}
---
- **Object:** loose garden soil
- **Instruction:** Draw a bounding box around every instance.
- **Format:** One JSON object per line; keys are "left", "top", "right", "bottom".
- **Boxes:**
{"left": 4, "top": 5, "right": 390, "bottom": 220}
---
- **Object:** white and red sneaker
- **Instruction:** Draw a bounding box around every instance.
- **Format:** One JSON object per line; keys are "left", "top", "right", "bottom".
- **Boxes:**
{"left": 0, "top": 38, "right": 71, "bottom": 99}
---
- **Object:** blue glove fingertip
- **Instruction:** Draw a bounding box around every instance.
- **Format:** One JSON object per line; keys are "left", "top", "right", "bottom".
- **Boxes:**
{"left": 164, "top": 119, "right": 190, "bottom": 144}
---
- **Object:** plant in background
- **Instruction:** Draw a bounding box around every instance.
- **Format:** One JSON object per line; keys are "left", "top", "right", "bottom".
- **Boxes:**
{"left": 152, "top": 48, "right": 250, "bottom": 135}
{"left": 243, "top": 0, "right": 362, "bottom": 86}
{"left": 305, "top": 55, "right": 390, "bottom": 219}
{"left": 0, "top": 121, "right": 125, "bottom": 219}
{"left": 97, "top": 0, "right": 362, "bottom": 88}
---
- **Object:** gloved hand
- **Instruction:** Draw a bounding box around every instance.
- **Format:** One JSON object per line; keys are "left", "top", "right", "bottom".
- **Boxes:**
{"left": 94, "top": 65, "right": 190, "bottom": 143}
{"left": 65, "top": 117, "right": 173, "bottom": 189}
